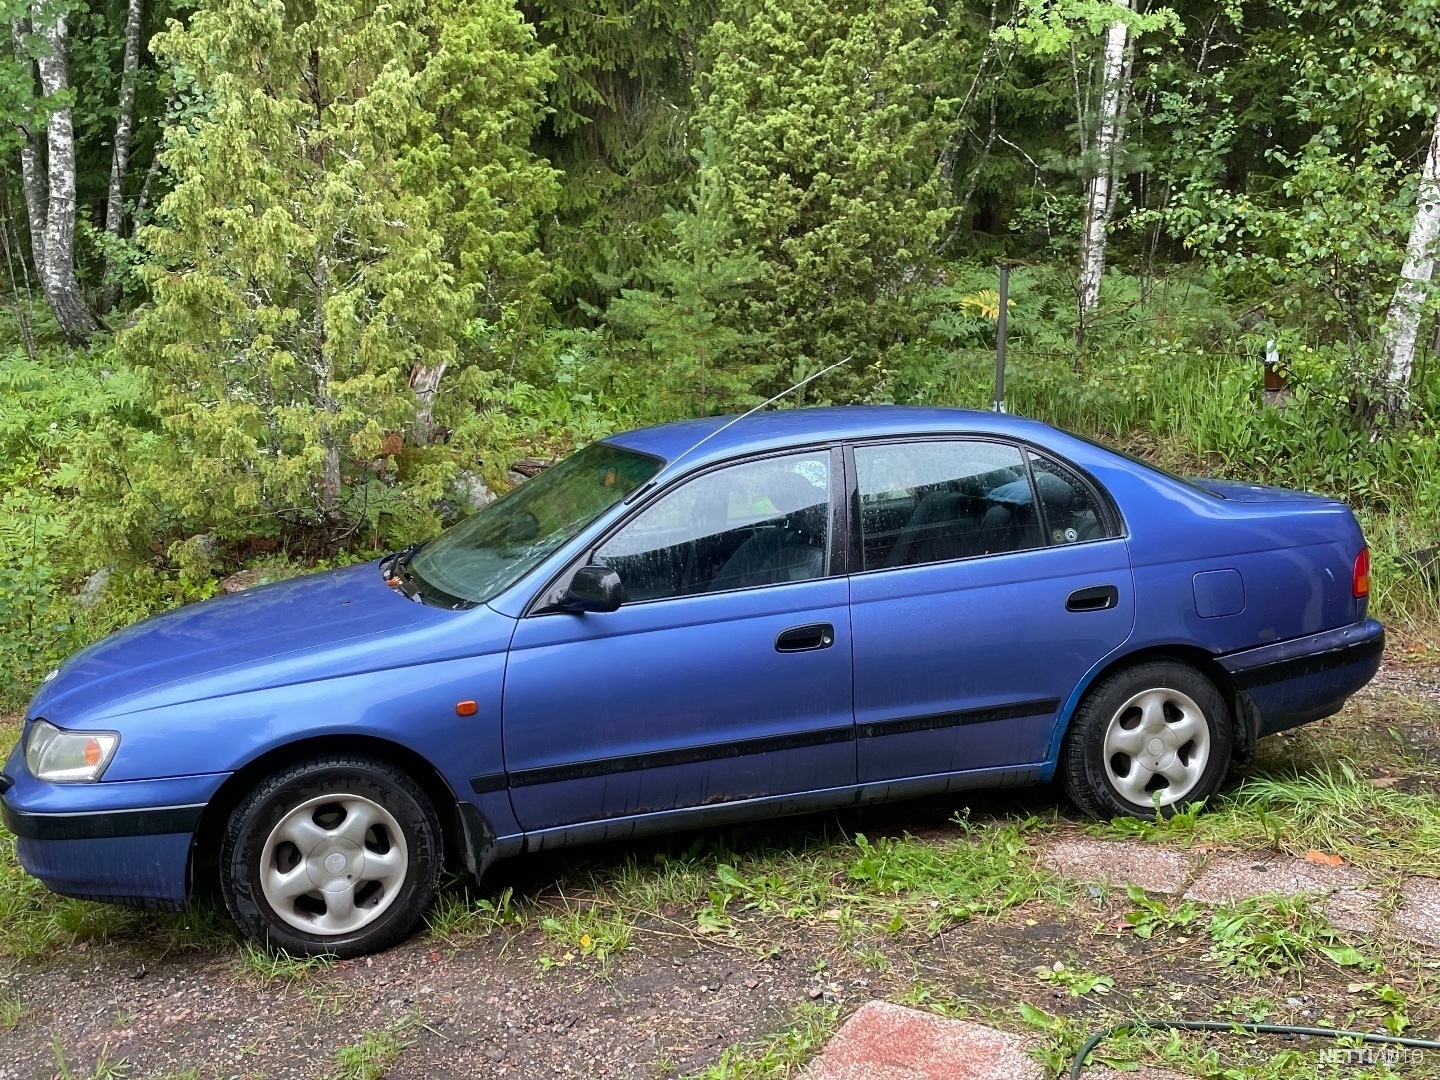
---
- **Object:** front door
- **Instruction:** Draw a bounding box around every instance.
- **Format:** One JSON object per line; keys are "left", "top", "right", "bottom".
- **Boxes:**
{"left": 502, "top": 448, "right": 855, "bottom": 833}
{"left": 847, "top": 439, "right": 1135, "bottom": 783}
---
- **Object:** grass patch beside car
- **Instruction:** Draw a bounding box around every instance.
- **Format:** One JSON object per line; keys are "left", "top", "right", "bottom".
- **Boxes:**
{"left": 690, "top": 1001, "right": 840, "bottom": 1079}
{"left": 328, "top": 1018, "right": 412, "bottom": 1080}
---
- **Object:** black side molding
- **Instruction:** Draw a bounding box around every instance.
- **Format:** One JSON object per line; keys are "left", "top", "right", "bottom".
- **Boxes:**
{"left": 2, "top": 802, "right": 204, "bottom": 841}
{"left": 469, "top": 773, "right": 508, "bottom": 795}
{"left": 500, "top": 726, "right": 856, "bottom": 788}
{"left": 472, "top": 696, "right": 1062, "bottom": 794}
{"left": 857, "top": 698, "right": 1060, "bottom": 740}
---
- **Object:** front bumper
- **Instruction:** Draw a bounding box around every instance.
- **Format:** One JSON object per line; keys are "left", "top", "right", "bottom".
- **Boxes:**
{"left": 1218, "top": 617, "right": 1384, "bottom": 738}
{"left": 0, "top": 754, "right": 228, "bottom": 909}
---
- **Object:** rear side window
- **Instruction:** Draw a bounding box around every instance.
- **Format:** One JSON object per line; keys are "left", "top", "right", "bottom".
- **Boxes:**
{"left": 853, "top": 441, "right": 1044, "bottom": 570}
{"left": 1028, "top": 452, "right": 1116, "bottom": 545}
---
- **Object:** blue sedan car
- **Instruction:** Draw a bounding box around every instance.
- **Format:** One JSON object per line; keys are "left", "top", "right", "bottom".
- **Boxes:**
{"left": 2, "top": 407, "right": 1382, "bottom": 956}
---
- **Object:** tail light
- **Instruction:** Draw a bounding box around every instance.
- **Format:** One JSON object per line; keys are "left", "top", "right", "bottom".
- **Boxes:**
{"left": 1353, "top": 546, "right": 1370, "bottom": 599}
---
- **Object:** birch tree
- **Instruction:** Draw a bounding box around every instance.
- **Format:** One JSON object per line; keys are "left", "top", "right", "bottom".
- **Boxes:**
{"left": 1076, "top": 0, "right": 1131, "bottom": 338}
{"left": 1380, "top": 107, "right": 1440, "bottom": 414}
{"left": 8, "top": 16, "right": 46, "bottom": 269}
{"left": 101, "top": 0, "right": 143, "bottom": 305}
{"left": 999, "top": 0, "right": 1175, "bottom": 347}
{"left": 29, "top": 0, "right": 97, "bottom": 340}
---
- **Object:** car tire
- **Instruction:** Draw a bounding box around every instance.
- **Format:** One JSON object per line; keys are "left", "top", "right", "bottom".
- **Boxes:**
{"left": 1061, "top": 659, "right": 1233, "bottom": 820}
{"left": 220, "top": 755, "right": 442, "bottom": 958}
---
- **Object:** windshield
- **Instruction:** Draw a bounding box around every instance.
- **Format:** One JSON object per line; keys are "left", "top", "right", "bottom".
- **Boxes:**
{"left": 408, "top": 442, "right": 663, "bottom": 605}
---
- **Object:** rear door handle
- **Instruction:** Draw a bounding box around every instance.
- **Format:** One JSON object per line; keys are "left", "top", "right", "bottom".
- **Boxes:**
{"left": 776, "top": 623, "right": 835, "bottom": 652}
{"left": 1067, "top": 585, "right": 1119, "bottom": 612}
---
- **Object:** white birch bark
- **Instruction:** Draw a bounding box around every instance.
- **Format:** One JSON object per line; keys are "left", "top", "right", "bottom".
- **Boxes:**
{"left": 9, "top": 18, "right": 47, "bottom": 270}
{"left": 1077, "top": 0, "right": 1131, "bottom": 322}
{"left": 410, "top": 360, "right": 448, "bottom": 445}
{"left": 105, "top": 0, "right": 143, "bottom": 240}
{"left": 1381, "top": 106, "right": 1440, "bottom": 411}
{"left": 31, "top": 0, "right": 97, "bottom": 339}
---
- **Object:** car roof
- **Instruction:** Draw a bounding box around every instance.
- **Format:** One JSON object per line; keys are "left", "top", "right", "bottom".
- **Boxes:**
{"left": 604, "top": 405, "right": 1063, "bottom": 474}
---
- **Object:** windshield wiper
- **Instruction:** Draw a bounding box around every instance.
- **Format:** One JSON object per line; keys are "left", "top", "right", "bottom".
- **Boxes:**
{"left": 382, "top": 543, "right": 419, "bottom": 576}
{"left": 381, "top": 543, "right": 475, "bottom": 609}
{"left": 381, "top": 543, "right": 423, "bottom": 599}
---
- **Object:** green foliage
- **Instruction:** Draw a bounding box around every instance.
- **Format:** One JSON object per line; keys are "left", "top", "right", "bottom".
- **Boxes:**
{"left": 1033, "top": 960, "right": 1115, "bottom": 995}
{"left": 329, "top": 1020, "right": 411, "bottom": 1080}
{"left": 529, "top": 0, "right": 717, "bottom": 309}
{"left": 236, "top": 940, "right": 336, "bottom": 983}
{"left": 538, "top": 901, "right": 632, "bottom": 968}
{"left": 691, "top": 1001, "right": 839, "bottom": 1080}
{"left": 425, "top": 885, "right": 525, "bottom": 941}
{"left": 0, "top": 990, "right": 26, "bottom": 1030}
{"left": 1206, "top": 895, "right": 1374, "bottom": 976}
{"left": 693, "top": 0, "right": 958, "bottom": 396}
{"left": 113, "top": 0, "right": 556, "bottom": 554}
{"left": 1123, "top": 885, "right": 1201, "bottom": 939}
{"left": 6, "top": 0, "right": 1440, "bottom": 714}
{"left": 604, "top": 134, "right": 767, "bottom": 417}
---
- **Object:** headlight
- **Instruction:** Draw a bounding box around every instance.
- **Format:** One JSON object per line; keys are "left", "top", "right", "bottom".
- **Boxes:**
{"left": 25, "top": 720, "right": 119, "bottom": 782}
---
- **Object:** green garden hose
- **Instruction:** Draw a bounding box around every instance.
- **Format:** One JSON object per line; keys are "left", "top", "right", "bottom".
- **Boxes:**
{"left": 1069, "top": 1019, "right": 1440, "bottom": 1079}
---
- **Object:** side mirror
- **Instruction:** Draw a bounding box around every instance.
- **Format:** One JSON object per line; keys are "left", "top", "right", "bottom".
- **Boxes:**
{"left": 564, "top": 565, "right": 624, "bottom": 613}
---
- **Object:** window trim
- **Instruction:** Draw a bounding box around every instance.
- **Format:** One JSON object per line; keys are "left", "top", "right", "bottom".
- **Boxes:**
{"left": 522, "top": 441, "right": 845, "bottom": 616}
{"left": 843, "top": 433, "right": 1125, "bottom": 578}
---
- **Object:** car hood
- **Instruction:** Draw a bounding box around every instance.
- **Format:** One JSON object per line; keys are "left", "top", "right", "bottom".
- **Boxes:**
{"left": 28, "top": 561, "right": 454, "bottom": 725}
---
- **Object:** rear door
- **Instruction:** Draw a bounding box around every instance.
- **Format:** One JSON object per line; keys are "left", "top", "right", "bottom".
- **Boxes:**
{"left": 501, "top": 448, "right": 855, "bottom": 833}
{"left": 847, "top": 438, "right": 1135, "bottom": 783}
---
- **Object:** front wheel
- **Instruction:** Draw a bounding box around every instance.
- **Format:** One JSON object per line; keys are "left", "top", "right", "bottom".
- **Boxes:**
{"left": 1061, "top": 660, "right": 1233, "bottom": 820}
{"left": 220, "top": 755, "right": 442, "bottom": 957}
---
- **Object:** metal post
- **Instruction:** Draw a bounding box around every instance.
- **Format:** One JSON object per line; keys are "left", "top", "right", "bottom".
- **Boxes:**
{"left": 994, "top": 261, "right": 1011, "bottom": 413}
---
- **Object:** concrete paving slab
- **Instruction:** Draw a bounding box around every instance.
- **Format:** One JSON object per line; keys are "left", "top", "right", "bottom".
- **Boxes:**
{"left": 1041, "top": 838, "right": 1193, "bottom": 894}
{"left": 1183, "top": 853, "right": 1378, "bottom": 933}
{"left": 1394, "top": 877, "right": 1440, "bottom": 947}
{"left": 801, "top": 1000, "right": 1045, "bottom": 1080}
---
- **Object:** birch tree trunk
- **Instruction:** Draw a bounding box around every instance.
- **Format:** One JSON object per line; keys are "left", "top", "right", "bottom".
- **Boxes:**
{"left": 31, "top": 0, "right": 98, "bottom": 341}
{"left": 1076, "top": 0, "right": 1132, "bottom": 345}
{"left": 9, "top": 18, "right": 47, "bottom": 270}
{"left": 1380, "top": 106, "right": 1440, "bottom": 415}
{"left": 101, "top": 0, "right": 143, "bottom": 307}
{"left": 409, "top": 361, "right": 448, "bottom": 445}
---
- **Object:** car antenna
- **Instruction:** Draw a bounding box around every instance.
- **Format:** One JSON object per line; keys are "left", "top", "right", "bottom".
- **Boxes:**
{"left": 672, "top": 354, "right": 852, "bottom": 466}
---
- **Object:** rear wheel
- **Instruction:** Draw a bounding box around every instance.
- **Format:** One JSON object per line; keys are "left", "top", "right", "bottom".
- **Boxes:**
{"left": 220, "top": 755, "right": 442, "bottom": 957}
{"left": 1061, "top": 659, "right": 1232, "bottom": 819}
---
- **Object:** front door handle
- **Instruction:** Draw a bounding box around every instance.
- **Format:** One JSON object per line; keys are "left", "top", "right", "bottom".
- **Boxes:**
{"left": 776, "top": 623, "right": 835, "bottom": 652}
{"left": 1067, "top": 584, "right": 1119, "bottom": 612}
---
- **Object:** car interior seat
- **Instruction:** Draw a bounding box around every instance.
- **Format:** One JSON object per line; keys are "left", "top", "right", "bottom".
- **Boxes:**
{"left": 710, "top": 472, "right": 828, "bottom": 590}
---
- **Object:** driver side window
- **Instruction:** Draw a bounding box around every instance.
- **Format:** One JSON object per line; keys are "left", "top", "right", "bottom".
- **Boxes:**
{"left": 595, "top": 453, "right": 831, "bottom": 601}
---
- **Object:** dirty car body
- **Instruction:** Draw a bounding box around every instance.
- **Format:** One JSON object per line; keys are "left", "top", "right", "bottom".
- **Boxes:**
{"left": 1, "top": 407, "right": 1382, "bottom": 952}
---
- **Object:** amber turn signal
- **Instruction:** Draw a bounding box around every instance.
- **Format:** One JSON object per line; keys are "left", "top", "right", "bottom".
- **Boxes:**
{"left": 455, "top": 700, "right": 478, "bottom": 716}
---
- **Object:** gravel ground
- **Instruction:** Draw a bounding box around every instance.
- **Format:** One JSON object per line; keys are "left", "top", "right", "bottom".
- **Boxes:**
{"left": 0, "top": 916, "right": 863, "bottom": 1079}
